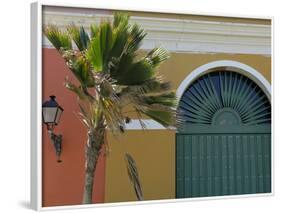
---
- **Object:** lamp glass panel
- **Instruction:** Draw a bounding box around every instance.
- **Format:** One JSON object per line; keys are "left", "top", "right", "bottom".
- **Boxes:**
{"left": 55, "top": 108, "right": 63, "bottom": 124}
{"left": 43, "top": 107, "right": 57, "bottom": 124}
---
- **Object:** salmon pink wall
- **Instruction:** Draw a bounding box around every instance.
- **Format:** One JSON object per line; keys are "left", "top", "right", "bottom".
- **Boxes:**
{"left": 42, "top": 48, "right": 106, "bottom": 207}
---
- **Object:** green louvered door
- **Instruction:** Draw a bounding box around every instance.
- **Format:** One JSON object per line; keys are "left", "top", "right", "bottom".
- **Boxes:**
{"left": 176, "top": 71, "right": 271, "bottom": 198}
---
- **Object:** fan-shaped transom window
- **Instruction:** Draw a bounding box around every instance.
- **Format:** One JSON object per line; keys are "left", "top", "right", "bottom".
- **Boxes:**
{"left": 177, "top": 71, "right": 271, "bottom": 127}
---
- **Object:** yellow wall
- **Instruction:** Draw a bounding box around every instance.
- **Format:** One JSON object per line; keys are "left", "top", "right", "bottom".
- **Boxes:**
{"left": 104, "top": 52, "right": 271, "bottom": 203}
{"left": 160, "top": 52, "right": 271, "bottom": 88}
{"left": 105, "top": 130, "right": 176, "bottom": 203}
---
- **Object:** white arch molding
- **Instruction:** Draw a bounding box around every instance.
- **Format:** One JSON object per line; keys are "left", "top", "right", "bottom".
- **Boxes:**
{"left": 176, "top": 60, "right": 271, "bottom": 101}
{"left": 126, "top": 60, "right": 271, "bottom": 130}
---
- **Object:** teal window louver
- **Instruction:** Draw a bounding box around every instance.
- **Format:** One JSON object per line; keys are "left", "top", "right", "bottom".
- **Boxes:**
{"left": 178, "top": 71, "right": 271, "bottom": 126}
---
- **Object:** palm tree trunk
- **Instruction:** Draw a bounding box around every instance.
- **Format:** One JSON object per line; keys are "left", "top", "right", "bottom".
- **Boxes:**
{"left": 82, "top": 128, "right": 105, "bottom": 204}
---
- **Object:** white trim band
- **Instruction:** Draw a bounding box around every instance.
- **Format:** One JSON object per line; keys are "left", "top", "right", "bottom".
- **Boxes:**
{"left": 125, "top": 119, "right": 168, "bottom": 130}
{"left": 42, "top": 8, "right": 271, "bottom": 55}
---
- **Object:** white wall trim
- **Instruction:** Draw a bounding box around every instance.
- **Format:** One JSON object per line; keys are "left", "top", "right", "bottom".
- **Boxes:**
{"left": 42, "top": 8, "right": 271, "bottom": 55}
{"left": 176, "top": 60, "right": 271, "bottom": 100}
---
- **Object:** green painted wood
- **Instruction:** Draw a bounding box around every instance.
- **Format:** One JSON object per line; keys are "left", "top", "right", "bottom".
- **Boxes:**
{"left": 235, "top": 135, "right": 243, "bottom": 194}
{"left": 184, "top": 135, "right": 192, "bottom": 197}
{"left": 176, "top": 71, "right": 271, "bottom": 198}
{"left": 228, "top": 136, "right": 235, "bottom": 194}
{"left": 206, "top": 136, "right": 213, "bottom": 195}
{"left": 242, "top": 136, "right": 250, "bottom": 194}
{"left": 250, "top": 135, "right": 257, "bottom": 193}
{"left": 191, "top": 136, "right": 200, "bottom": 197}
{"left": 257, "top": 135, "right": 264, "bottom": 193}
{"left": 200, "top": 137, "right": 205, "bottom": 197}
{"left": 176, "top": 134, "right": 271, "bottom": 197}
{"left": 214, "top": 136, "right": 221, "bottom": 196}
{"left": 264, "top": 135, "right": 271, "bottom": 192}
{"left": 221, "top": 136, "right": 228, "bottom": 195}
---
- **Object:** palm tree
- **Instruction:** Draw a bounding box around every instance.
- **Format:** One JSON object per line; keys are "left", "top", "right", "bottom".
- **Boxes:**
{"left": 44, "top": 12, "right": 178, "bottom": 204}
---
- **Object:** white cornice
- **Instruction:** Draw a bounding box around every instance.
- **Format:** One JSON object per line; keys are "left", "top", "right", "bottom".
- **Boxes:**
{"left": 42, "top": 10, "right": 271, "bottom": 55}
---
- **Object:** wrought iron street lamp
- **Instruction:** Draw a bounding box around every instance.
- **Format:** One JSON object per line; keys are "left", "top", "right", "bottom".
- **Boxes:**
{"left": 42, "top": 95, "right": 64, "bottom": 162}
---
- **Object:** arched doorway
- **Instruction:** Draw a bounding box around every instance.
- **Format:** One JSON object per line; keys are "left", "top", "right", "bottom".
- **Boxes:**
{"left": 176, "top": 70, "right": 271, "bottom": 198}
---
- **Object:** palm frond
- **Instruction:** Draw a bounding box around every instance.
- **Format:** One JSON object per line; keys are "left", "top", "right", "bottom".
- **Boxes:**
{"left": 99, "top": 96, "right": 125, "bottom": 133}
{"left": 77, "top": 104, "right": 91, "bottom": 128}
{"left": 109, "top": 53, "right": 133, "bottom": 81}
{"left": 120, "top": 79, "right": 171, "bottom": 97}
{"left": 109, "top": 49, "right": 168, "bottom": 86}
{"left": 111, "top": 57, "right": 155, "bottom": 85}
{"left": 71, "top": 55, "right": 95, "bottom": 87}
{"left": 67, "top": 25, "right": 89, "bottom": 51}
{"left": 44, "top": 25, "right": 72, "bottom": 51}
{"left": 65, "top": 81, "right": 88, "bottom": 100}
{"left": 113, "top": 12, "right": 129, "bottom": 29}
{"left": 140, "top": 92, "right": 178, "bottom": 107}
{"left": 126, "top": 91, "right": 178, "bottom": 127}
{"left": 88, "top": 15, "right": 129, "bottom": 73}
{"left": 87, "top": 32, "right": 103, "bottom": 72}
{"left": 110, "top": 25, "right": 129, "bottom": 58}
{"left": 98, "top": 76, "right": 126, "bottom": 133}
{"left": 90, "top": 24, "right": 99, "bottom": 38}
{"left": 99, "top": 22, "right": 115, "bottom": 72}
{"left": 140, "top": 109, "right": 176, "bottom": 127}
{"left": 125, "top": 153, "right": 144, "bottom": 201}
{"left": 127, "top": 23, "right": 147, "bottom": 54}
{"left": 145, "top": 47, "right": 170, "bottom": 68}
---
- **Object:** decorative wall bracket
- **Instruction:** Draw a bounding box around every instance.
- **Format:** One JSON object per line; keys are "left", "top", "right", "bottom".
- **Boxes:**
{"left": 48, "top": 130, "right": 63, "bottom": 163}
